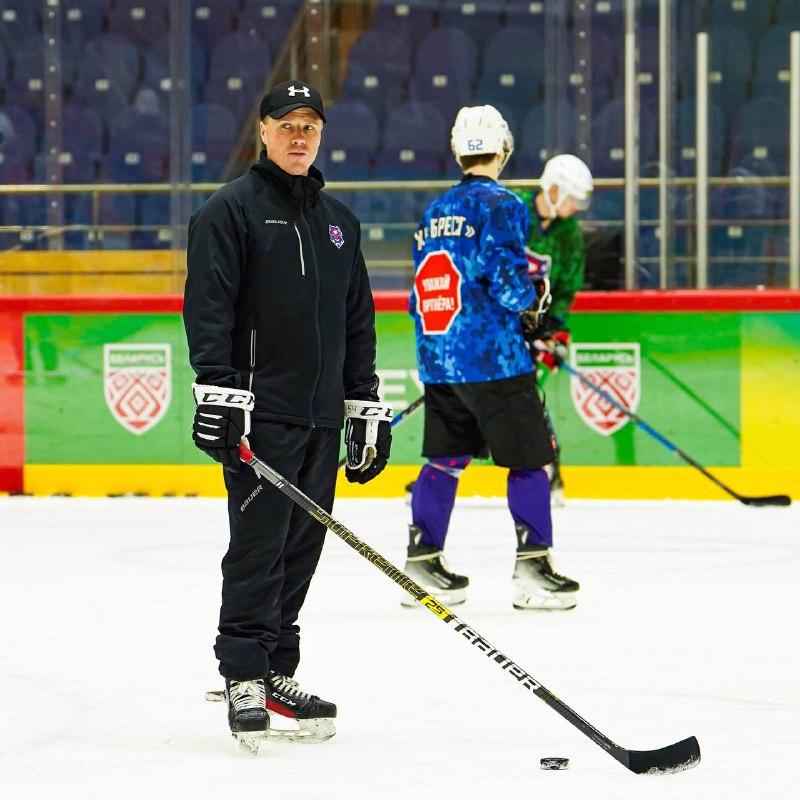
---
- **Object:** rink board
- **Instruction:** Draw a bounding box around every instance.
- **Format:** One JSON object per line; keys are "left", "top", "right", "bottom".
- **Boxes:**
{"left": 1, "top": 291, "right": 799, "bottom": 499}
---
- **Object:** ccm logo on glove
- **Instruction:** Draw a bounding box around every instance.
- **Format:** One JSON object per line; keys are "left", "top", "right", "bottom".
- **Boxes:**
{"left": 344, "top": 399, "right": 393, "bottom": 484}
{"left": 192, "top": 383, "right": 254, "bottom": 472}
{"left": 194, "top": 389, "right": 254, "bottom": 406}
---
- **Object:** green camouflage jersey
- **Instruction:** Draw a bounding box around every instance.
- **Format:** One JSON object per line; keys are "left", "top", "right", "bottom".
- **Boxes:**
{"left": 514, "top": 189, "right": 586, "bottom": 326}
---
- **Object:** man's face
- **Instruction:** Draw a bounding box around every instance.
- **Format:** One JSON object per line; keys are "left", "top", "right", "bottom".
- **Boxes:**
{"left": 548, "top": 185, "right": 580, "bottom": 218}
{"left": 260, "top": 108, "right": 323, "bottom": 176}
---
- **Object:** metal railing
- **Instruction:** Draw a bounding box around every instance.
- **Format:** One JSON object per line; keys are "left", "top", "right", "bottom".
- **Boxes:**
{"left": 0, "top": 175, "right": 795, "bottom": 289}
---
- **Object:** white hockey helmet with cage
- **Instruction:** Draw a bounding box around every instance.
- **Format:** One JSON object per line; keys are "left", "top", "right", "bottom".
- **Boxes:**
{"left": 450, "top": 105, "right": 514, "bottom": 172}
{"left": 540, "top": 154, "right": 594, "bottom": 217}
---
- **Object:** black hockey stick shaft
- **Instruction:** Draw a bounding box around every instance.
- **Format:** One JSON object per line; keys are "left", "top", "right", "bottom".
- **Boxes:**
{"left": 540, "top": 345, "right": 790, "bottom": 507}
{"left": 238, "top": 443, "right": 700, "bottom": 775}
{"left": 542, "top": 405, "right": 562, "bottom": 473}
{"left": 337, "top": 394, "right": 425, "bottom": 469}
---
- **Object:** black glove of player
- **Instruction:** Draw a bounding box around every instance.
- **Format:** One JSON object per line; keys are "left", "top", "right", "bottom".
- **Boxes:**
{"left": 344, "top": 400, "right": 393, "bottom": 484}
{"left": 520, "top": 276, "right": 552, "bottom": 343}
{"left": 192, "top": 384, "right": 254, "bottom": 472}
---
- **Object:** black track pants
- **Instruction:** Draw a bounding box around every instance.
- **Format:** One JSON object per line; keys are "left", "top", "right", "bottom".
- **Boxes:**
{"left": 216, "top": 422, "right": 340, "bottom": 680}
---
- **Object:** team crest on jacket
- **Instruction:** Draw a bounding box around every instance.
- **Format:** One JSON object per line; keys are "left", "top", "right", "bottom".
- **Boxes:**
{"left": 329, "top": 224, "right": 345, "bottom": 248}
{"left": 104, "top": 344, "right": 171, "bottom": 435}
{"left": 570, "top": 343, "right": 640, "bottom": 436}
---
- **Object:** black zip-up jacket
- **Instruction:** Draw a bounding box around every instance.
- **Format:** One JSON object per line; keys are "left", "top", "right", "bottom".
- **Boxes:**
{"left": 184, "top": 152, "right": 379, "bottom": 429}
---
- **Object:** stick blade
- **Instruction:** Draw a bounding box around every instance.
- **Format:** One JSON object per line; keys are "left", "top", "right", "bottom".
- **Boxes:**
{"left": 623, "top": 735, "right": 701, "bottom": 775}
{"left": 740, "top": 494, "right": 791, "bottom": 507}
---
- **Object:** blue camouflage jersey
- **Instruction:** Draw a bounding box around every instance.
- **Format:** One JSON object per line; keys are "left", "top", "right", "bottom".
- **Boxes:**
{"left": 410, "top": 175, "right": 537, "bottom": 383}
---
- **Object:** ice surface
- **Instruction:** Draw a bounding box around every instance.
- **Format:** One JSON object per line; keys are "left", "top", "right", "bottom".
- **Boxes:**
{"left": 1, "top": 495, "right": 798, "bottom": 799}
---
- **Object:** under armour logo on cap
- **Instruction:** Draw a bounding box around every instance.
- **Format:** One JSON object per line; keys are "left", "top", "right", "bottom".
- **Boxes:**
{"left": 260, "top": 80, "right": 326, "bottom": 122}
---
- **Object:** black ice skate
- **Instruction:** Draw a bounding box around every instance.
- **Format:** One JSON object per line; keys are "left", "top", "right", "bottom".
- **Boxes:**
{"left": 401, "top": 524, "right": 469, "bottom": 607}
{"left": 512, "top": 523, "right": 579, "bottom": 610}
{"left": 225, "top": 678, "right": 269, "bottom": 755}
{"left": 266, "top": 671, "right": 337, "bottom": 743}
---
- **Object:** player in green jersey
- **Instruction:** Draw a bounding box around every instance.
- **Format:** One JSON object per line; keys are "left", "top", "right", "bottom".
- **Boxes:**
{"left": 515, "top": 154, "right": 593, "bottom": 505}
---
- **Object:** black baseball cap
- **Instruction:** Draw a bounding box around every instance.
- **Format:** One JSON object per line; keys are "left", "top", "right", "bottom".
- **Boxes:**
{"left": 259, "top": 80, "right": 326, "bottom": 122}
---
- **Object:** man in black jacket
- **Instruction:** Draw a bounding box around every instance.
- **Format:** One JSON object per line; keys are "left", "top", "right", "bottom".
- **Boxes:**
{"left": 183, "top": 80, "right": 392, "bottom": 751}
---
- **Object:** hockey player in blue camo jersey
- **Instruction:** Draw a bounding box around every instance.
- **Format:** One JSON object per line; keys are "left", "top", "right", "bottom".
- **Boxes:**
{"left": 404, "top": 105, "right": 579, "bottom": 611}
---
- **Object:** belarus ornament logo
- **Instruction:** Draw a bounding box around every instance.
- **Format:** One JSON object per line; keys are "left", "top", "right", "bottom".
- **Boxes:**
{"left": 570, "top": 343, "right": 640, "bottom": 436}
{"left": 104, "top": 344, "right": 171, "bottom": 435}
{"left": 329, "top": 224, "right": 345, "bottom": 248}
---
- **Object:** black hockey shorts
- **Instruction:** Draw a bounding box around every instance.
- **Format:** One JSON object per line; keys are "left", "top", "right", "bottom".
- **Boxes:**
{"left": 422, "top": 372, "right": 554, "bottom": 470}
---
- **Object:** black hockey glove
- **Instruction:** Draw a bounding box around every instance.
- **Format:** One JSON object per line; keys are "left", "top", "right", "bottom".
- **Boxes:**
{"left": 520, "top": 276, "right": 552, "bottom": 343}
{"left": 534, "top": 315, "right": 570, "bottom": 372}
{"left": 538, "top": 329, "right": 570, "bottom": 372}
{"left": 344, "top": 400, "right": 393, "bottom": 484}
{"left": 192, "top": 384, "right": 254, "bottom": 472}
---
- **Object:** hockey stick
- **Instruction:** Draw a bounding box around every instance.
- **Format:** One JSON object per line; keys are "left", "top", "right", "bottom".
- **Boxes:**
{"left": 538, "top": 344, "right": 790, "bottom": 507}
{"left": 337, "top": 394, "right": 425, "bottom": 469}
{"left": 237, "top": 442, "right": 701, "bottom": 775}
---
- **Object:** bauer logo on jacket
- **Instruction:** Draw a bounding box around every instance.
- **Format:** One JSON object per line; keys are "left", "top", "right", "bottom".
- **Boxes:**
{"left": 104, "top": 343, "right": 172, "bottom": 435}
{"left": 328, "top": 224, "right": 345, "bottom": 249}
{"left": 570, "top": 343, "right": 640, "bottom": 436}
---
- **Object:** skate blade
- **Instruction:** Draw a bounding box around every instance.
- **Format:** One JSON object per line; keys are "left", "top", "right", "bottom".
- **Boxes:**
{"left": 266, "top": 713, "right": 336, "bottom": 744}
{"left": 232, "top": 731, "right": 265, "bottom": 755}
{"left": 401, "top": 588, "right": 466, "bottom": 608}
{"left": 206, "top": 689, "right": 225, "bottom": 702}
{"left": 512, "top": 589, "right": 578, "bottom": 611}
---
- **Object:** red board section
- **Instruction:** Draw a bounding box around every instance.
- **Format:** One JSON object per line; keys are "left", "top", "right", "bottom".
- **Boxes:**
{"left": 0, "top": 310, "right": 24, "bottom": 492}
{"left": 0, "top": 296, "right": 184, "bottom": 313}
{"left": 570, "top": 289, "right": 800, "bottom": 313}
{"left": 3, "top": 289, "right": 798, "bottom": 315}
{"left": 1, "top": 288, "right": 798, "bottom": 494}
{"left": 373, "top": 289, "right": 800, "bottom": 312}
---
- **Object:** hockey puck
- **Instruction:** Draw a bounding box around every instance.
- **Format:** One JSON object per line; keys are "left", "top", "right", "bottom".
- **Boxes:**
{"left": 540, "top": 757, "right": 570, "bottom": 770}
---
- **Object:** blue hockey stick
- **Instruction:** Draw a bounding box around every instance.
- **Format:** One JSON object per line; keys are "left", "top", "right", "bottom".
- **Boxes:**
{"left": 539, "top": 343, "right": 790, "bottom": 507}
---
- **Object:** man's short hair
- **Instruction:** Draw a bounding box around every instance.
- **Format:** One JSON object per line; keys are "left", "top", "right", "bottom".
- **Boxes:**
{"left": 460, "top": 153, "right": 498, "bottom": 170}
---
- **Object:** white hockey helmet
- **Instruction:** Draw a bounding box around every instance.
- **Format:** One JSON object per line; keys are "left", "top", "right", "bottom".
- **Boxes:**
{"left": 450, "top": 105, "right": 514, "bottom": 173}
{"left": 540, "top": 154, "right": 594, "bottom": 217}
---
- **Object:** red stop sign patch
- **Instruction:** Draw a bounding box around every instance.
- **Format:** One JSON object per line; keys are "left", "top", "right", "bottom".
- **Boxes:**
{"left": 413, "top": 250, "right": 463, "bottom": 335}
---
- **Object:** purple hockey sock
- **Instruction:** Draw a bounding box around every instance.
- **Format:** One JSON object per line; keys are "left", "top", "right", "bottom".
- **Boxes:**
{"left": 411, "top": 457, "right": 472, "bottom": 550}
{"left": 507, "top": 468, "right": 553, "bottom": 548}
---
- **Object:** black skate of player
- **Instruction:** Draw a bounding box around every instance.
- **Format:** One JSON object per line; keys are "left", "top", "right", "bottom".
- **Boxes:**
{"left": 225, "top": 678, "right": 269, "bottom": 755}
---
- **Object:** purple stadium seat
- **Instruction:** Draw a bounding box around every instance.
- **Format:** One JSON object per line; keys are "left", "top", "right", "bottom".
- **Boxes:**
{"left": 339, "top": 30, "right": 411, "bottom": 122}
{"left": 205, "top": 30, "right": 270, "bottom": 120}
{"left": 237, "top": 0, "right": 302, "bottom": 58}
{"left": 107, "top": 0, "right": 170, "bottom": 47}
{"left": 61, "top": 0, "right": 107, "bottom": 51}
{"left": 409, "top": 27, "right": 479, "bottom": 125}
{"left": 191, "top": 102, "right": 239, "bottom": 181}
{"left": 72, "top": 34, "right": 142, "bottom": 125}
{"left": 320, "top": 100, "right": 379, "bottom": 180}
{"left": 374, "top": 100, "right": 448, "bottom": 180}
{"left": 474, "top": 28, "right": 545, "bottom": 124}
{"left": 753, "top": 24, "right": 797, "bottom": 99}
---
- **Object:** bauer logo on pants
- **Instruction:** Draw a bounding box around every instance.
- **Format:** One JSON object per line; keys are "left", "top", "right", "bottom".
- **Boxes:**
{"left": 104, "top": 344, "right": 171, "bottom": 435}
{"left": 570, "top": 343, "right": 640, "bottom": 436}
